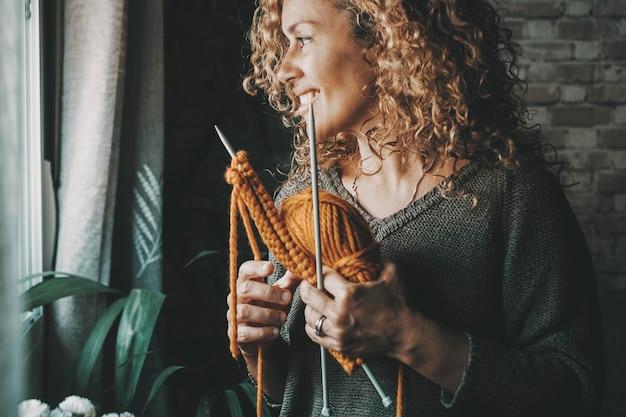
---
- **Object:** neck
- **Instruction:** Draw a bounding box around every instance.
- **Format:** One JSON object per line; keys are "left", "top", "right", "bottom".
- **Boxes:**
{"left": 347, "top": 143, "right": 427, "bottom": 212}
{"left": 354, "top": 136, "right": 423, "bottom": 180}
{"left": 343, "top": 136, "right": 467, "bottom": 218}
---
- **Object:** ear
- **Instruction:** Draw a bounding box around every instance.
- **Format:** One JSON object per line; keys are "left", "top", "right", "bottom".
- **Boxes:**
{"left": 363, "top": 46, "right": 378, "bottom": 67}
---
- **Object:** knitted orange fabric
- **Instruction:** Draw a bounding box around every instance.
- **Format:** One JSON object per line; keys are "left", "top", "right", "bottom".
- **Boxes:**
{"left": 224, "top": 151, "right": 403, "bottom": 416}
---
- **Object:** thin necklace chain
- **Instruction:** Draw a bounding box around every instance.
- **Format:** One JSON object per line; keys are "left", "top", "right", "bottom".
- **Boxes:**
{"left": 349, "top": 160, "right": 362, "bottom": 200}
{"left": 350, "top": 159, "right": 426, "bottom": 206}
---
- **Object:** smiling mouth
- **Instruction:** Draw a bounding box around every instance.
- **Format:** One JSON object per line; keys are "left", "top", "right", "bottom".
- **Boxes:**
{"left": 298, "top": 91, "right": 319, "bottom": 105}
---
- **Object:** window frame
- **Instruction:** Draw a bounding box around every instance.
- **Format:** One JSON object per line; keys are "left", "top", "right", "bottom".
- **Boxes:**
{"left": 19, "top": 0, "right": 45, "bottom": 330}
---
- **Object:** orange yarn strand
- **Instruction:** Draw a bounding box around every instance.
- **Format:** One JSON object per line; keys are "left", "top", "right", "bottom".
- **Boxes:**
{"left": 238, "top": 198, "right": 262, "bottom": 261}
{"left": 397, "top": 364, "right": 404, "bottom": 417}
{"left": 257, "top": 346, "right": 264, "bottom": 416}
{"left": 238, "top": 198, "right": 265, "bottom": 415}
{"left": 227, "top": 183, "right": 239, "bottom": 359}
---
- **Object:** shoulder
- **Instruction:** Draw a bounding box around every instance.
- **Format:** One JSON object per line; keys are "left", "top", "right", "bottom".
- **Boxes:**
{"left": 496, "top": 163, "right": 583, "bottom": 246}
{"left": 462, "top": 160, "right": 563, "bottom": 204}
{"left": 501, "top": 163, "right": 565, "bottom": 209}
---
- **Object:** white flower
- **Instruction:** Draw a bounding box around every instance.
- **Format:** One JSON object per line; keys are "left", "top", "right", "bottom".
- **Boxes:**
{"left": 57, "top": 396, "right": 96, "bottom": 417}
{"left": 49, "top": 408, "right": 71, "bottom": 417}
{"left": 101, "top": 413, "right": 135, "bottom": 417}
{"left": 18, "top": 399, "right": 50, "bottom": 417}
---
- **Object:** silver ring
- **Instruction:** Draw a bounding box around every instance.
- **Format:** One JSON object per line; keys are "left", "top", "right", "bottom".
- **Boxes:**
{"left": 315, "top": 315, "right": 327, "bottom": 337}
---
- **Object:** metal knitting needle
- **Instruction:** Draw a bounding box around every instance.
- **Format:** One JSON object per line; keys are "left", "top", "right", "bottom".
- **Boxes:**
{"left": 218, "top": 120, "right": 392, "bottom": 409}
{"left": 363, "top": 363, "right": 393, "bottom": 407}
{"left": 307, "top": 105, "right": 392, "bottom": 412}
{"left": 307, "top": 104, "right": 331, "bottom": 417}
{"left": 215, "top": 125, "right": 237, "bottom": 159}
{"left": 216, "top": 122, "right": 330, "bottom": 411}
{"left": 307, "top": 107, "right": 393, "bottom": 410}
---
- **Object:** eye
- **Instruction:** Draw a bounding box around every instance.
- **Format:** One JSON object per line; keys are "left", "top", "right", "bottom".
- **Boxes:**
{"left": 297, "top": 37, "right": 311, "bottom": 47}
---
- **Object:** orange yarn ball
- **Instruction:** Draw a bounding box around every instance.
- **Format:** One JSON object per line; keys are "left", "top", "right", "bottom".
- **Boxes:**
{"left": 282, "top": 189, "right": 384, "bottom": 374}
{"left": 282, "top": 188, "right": 382, "bottom": 286}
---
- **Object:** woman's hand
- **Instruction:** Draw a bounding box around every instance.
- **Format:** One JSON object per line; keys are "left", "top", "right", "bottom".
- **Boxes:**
{"left": 300, "top": 261, "right": 469, "bottom": 392}
{"left": 227, "top": 260, "right": 300, "bottom": 359}
{"left": 300, "top": 261, "right": 418, "bottom": 359}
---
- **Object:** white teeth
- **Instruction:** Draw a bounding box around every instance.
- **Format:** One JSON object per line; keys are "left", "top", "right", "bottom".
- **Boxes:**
{"left": 299, "top": 91, "right": 317, "bottom": 104}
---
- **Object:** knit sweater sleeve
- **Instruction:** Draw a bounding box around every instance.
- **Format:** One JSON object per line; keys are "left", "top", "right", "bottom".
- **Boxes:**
{"left": 442, "top": 167, "right": 605, "bottom": 416}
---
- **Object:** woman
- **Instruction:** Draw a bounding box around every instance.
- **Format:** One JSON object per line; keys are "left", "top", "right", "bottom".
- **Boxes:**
{"left": 228, "top": 0, "right": 605, "bottom": 415}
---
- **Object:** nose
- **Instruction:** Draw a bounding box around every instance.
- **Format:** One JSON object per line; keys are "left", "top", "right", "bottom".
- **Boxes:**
{"left": 277, "top": 46, "right": 300, "bottom": 84}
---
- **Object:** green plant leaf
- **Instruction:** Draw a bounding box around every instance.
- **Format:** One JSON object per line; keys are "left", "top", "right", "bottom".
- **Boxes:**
{"left": 238, "top": 381, "right": 273, "bottom": 417}
{"left": 224, "top": 389, "right": 244, "bottom": 417}
{"left": 116, "top": 351, "right": 155, "bottom": 370}
{"left": 20, "top": 275, "right": 117, "bottom": 311}
{"left": 195, "top": 383, "right": 268, "bottom": 417}
{"left": 143, "top": 365, "right": 185, "bottom": 410}
{"left": 132, "top": 164, "right": 163, "bottom": 279}
{"left": 19, "top": 270, "right": 76, "bottom": 283}
{"left": 185, "top": 250, "right": 220, "bottom": 267}
{"left": 74, "top": 297, "right": 127, "bottom": 393}
{"left": 115, "top": 288, "right": 166, "bottom": 410}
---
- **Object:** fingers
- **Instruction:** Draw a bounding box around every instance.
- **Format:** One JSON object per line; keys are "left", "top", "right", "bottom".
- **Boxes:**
{"left": 299, "top": 278, "right": 335, "bottom": 320}
{"left": 238, "top": 278, "right": 292, "bottom": 306}
{"left": 300, "top": 266, "right": 355, "bottom": 316}
{"left": 274, "top": 270, "right": 302, "bottom": 292}
{"left": 236, "top": 324, "right": 280, "bottom": 344}
{"left": 298, "top": 262, "right": 410, "bottom": 357}
{"left": 228, "top": 261, "right": 302, "bottom": 353}
{"left": 322, "top": 268, "right": 356, "bottom": 301}
{"left": 379, "top": 261, "right": 402, "bottom": 287}
{"left": 304, "top": 306, "right": 334, "bottom": 337}
{"left": 237, "top": 301, "right": 286, "bottom": 326}
{"left": 303, "top": 306, "right": 334, "bottom": 348}
{"left": 237, "top": 261, "right": 293, "bottom": 306}
{"left": 238, "top": 260, "right": 274, "bottom": 282}
{"left": 299, "top": 269, "right": 346, "bottom": 350}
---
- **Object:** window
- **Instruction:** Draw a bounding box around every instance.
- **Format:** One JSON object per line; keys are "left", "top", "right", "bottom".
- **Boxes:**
{"left": 19, "top": 0, "right": 45, "bottom": 329}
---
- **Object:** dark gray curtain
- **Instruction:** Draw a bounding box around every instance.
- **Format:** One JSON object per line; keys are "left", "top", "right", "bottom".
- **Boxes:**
{"left": 47, "top": 0, "right": 165, "bottom": 414}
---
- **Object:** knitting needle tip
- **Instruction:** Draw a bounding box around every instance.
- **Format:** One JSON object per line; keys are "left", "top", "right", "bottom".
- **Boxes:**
{"left": 362, "top": 363, "right": 394, "bottom": 408}
{"left": 214, "top": 125, "right": 237, "bottom": 159}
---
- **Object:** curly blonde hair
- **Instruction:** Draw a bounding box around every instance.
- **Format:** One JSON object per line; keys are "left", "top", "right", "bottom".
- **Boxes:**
{"left": 243, "top": 0, "right": 548, "bottom": 184}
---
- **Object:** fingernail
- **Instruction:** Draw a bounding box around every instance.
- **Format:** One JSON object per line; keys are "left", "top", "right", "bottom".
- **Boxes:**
{"left": 273, "top": 327, "right": 280, "bottom": 337}
{"left": 281, "top": 291, "right": 290, "bottom": 303}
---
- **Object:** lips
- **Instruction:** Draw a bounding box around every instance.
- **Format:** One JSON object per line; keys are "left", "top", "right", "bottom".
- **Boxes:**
{"left": 296, "top": 91, "right": 319, "bottom": 116}
{"left": 298, "top": 90, "right": 319, "bottom": 105}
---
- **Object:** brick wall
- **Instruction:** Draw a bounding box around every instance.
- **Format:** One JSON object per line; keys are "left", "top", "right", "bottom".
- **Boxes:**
{"left": 164, "top": 0, "right": 626, "bottom": 415}
{"left": 497, "top": 0, "right": 626, "bottom": 415}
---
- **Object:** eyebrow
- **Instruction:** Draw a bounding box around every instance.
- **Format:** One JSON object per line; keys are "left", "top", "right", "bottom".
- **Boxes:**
{"left": 284, "top": 19, "right": 321, "bottom": 35}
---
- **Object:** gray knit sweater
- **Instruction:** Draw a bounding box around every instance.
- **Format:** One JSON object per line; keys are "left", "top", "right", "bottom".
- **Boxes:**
{"left": 265, "top": 161, "right": 605, "bottom": 417}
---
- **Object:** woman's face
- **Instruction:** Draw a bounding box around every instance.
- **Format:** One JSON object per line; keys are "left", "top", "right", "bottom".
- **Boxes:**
{"left": 277, "top": 0, "right": 378, "bottom": 141}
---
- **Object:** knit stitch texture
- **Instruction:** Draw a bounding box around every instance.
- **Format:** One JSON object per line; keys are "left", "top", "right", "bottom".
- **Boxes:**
{"left": 266, "top": 161, "right": 605, "bottom": 417}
